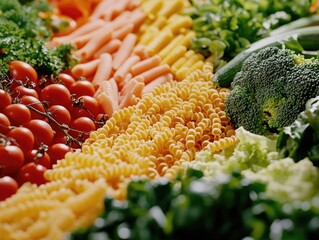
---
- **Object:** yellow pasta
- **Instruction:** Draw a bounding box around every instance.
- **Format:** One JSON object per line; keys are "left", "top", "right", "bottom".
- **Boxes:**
{"left": 0, "top": 62, "right": 238, "bottom": 239}
{"left": 162, "top": 45, "right": 187, "bottom": 65}
{"left": 138, "top": 0, "right": 205, "bottom": 80}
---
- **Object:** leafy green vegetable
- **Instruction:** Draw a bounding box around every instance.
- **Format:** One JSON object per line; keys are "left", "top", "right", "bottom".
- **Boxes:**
{"left": 185, "top": 0, "right": 317, "bottom": 62}
{"left": 225, "top": 46, "right": 319, "bottom": 135}
{"left": 185, "top": 127, "right": 278, "bottom": 176}
{"left": 277, "top": 96, "right": 319, "bottom": 166}
{"left": 66, "top": 168, "right": 319, "bottom": 240}
{"left": 188, "top": 127, "right": 319, "bottom": 203}
{"left": 0, "top": 0, "right": 76, "bottom": 76}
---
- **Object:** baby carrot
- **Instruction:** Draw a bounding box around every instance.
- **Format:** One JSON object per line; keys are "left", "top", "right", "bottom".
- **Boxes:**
{"left": 113, "top": 0, "right": 131, "bottom": 18}
{"left": 129, "top": 8, "right": 147, "bottom": 31}
{"left": 113, "top": 33, "right": 137, "bottom": 70}
{"left": 119, "top": 79, "right": 144, "bottom": 108}
{"left": 112, "top": 24, "right": 134, "bottom": 40}
{"left": 118, "top": 72, "right": 132, "bottom": 90}
{"left": 51, "top": 19, "right": 105, "bottom": 46}
{"left": 71, "top": 59, "right": 100, "bottom": 78}
{"left": 132, "top": 45, "right": 149, "bottom": 60}
{"left": 114, "top": 55, "right": 141, "bottom": 83}
{"left": 137, "top": 64, "right": 171, "bottom": 84}
{"left": 95, "top": 81, "right": 119, "bottom": 117}
{"left": 120, "top": 75, "right": 144, "bottom": 97}
{"left": 130, "top": 55, "right": 161, "bottom": 76}
{"left": 93, "top": 39, "right": 122, "bottom": 59}
{"left": 127, "top": 0, "right": 141, "bottom": 10}
{"left": 92, "top": 53, "right": 113, "bottom": 88}
{"left": 75, "top": 25, "right": 113, "bottom": 61}
{"left": 109, "top": 77, "right": 119, "bottom": 104}
{"left": 142, "top": 73, "right": 173, "bottom": 94}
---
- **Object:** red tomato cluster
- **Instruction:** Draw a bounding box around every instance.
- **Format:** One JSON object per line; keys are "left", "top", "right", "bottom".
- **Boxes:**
{"left": 0, "top": 61, "right": 106, "bottom": 200}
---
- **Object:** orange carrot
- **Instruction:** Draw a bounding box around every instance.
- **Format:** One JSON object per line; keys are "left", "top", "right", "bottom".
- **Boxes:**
{"left": 132, "top": 45, "right": 149, "bottom": 60}
{"left": 119, "top": 78, "right": 144, "bottom": 108}
{"left": 127, "top": 0, "right": 141, "bottom": 10}
{"left": 51, "top": 19, "right": 105, "bottom": 46}
{"left": 93, "top": 39, "right": 122, "bottom": 59}
{"left": 113, "top": 33, "right": 137, "bottom": 70}
{"left": 95, "top": 80, "right": 119, "bottom": 117}
{"left": 136, "top": 64, "right": 171, "bottom": 84}
{"left": 109, "top": 77, "right": 119, "bottom": 103}
{"left": 112, "top": 23, "right": 134, "bottom": 40}
{"left": 109, "top": 0, "right": 130, "bottom": 19}
{"left": 75, "top": 25, "right": 113, "bottom": 61}
{"left": 114, "top": 55, "right": 140, "bottom": 83}
{"left": 128, "top": 8, "right": 146, "bottom": 31}
{"left": 118, "top": 72, "right": 132, "bottom": 90}
{"left": 69, "top": 27, "right": 104, "bottom": 48}
{"left": 142, "top": 73, "right": 173, "bottom": 94}
{"left": 120, "top": 75, "right": 144, "bottom": 97}
{"left": 92, "top": 53, "right": 113, "bottom": 88}
{"left": 130, "top": 55, "right": 161, "bottom": 76}
{"left": 89, "top": 0, "right": 109, "bottom": 20}
{"left": 71, "top": 59, "right": 100, "bottom": 78}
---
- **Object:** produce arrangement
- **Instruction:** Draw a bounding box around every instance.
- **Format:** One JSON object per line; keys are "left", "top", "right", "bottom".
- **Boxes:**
{"left": 0, "top": 0, "right": 319, "bottom": 239}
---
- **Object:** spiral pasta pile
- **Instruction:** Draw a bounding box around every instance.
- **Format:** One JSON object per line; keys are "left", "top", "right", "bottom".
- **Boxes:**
{"left": 137, "top": 0, "right": 205, "bottom": 80}
{"left": 0, "top": 63, "right": 237, "bottom": 239}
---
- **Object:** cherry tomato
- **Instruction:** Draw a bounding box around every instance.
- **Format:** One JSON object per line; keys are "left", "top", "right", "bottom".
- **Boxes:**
{"left": 8, "top": 61, "right": 38, "bottom": 85}
{"left": 7, "top": 127, "right": 34, "bottom": 152}
{"left": 40, "top": 84, "right": 71, "bottom": 107}
{"left": 48, "top": 143, "right": 73, "bottom": 165}
{"left": 12, "top": 85, "right": 38, "bottom": 99}
{"left": 72, "top": 96, "right": 101, "bottom": 119}
{"left": 58, "top": 73, "right": 75, "bottom": 89}
{"left": 0, "top": 113, "right": 10, "bottom": 134}
{"left": 69, "top": 80, "right": 95, "bottom": 97}
{"left": 24, "top": 120, "right": 54, "bottom": 148}
{"left": 0, "top": 176, "right": 18, "bottom": 201}
{"left": 20, "top": 96, "right": 46, "bottom": 120}
{"left": 52, "top": 132, "right": 67, "bottom": 145}
{"left": 0, "top": 145, "right": 24, "bottom": 176}
{"left": 48, "top": 105, "right": 71, "bottom": 132}
{"left": 0, "top": 90, "right": 12, "bottom": 111}
{"left": 3, "top": 104, "right": 31, "bottom": 126}
{"left": 24, "top": 150, "right": 51, "bottom": 169}
{"left": 69, "top": 117, "right": 96, "bottom": 139}
{"left": 16, "top": 163, "right": 47, "bottom": 186}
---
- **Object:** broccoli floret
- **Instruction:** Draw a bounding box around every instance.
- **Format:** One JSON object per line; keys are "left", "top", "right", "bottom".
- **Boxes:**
{"left": 225, "top": 46, "right": 319, "bottom": 135}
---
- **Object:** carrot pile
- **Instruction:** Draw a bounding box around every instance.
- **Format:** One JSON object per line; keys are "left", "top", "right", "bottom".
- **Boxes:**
{"left": 50, "top": 0, "right": 175, "bottom": 117}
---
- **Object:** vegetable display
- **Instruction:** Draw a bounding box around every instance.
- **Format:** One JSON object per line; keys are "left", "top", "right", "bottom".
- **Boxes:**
{"left": 0, "top": 0, "right": 319, "bottom": 239}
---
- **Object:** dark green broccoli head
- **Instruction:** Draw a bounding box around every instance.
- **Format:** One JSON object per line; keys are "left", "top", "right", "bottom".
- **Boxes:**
{"left": 225, "top": 87, "right": 266, "bottom": 134}
{"left": 232, "top": 47, "right": 294, "bottom": 104}
{"left": 226, "top": 46, "right": 319, "bottom": 135}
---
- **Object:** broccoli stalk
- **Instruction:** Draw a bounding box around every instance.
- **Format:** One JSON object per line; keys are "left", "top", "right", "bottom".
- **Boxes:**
{"left": 225, "top": 46, "right": 319, "bottom": 135}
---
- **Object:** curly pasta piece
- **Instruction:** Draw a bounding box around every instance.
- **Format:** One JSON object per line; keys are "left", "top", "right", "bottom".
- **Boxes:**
{"left": 1, "top": 63, "right": 238, "bottom": 239}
